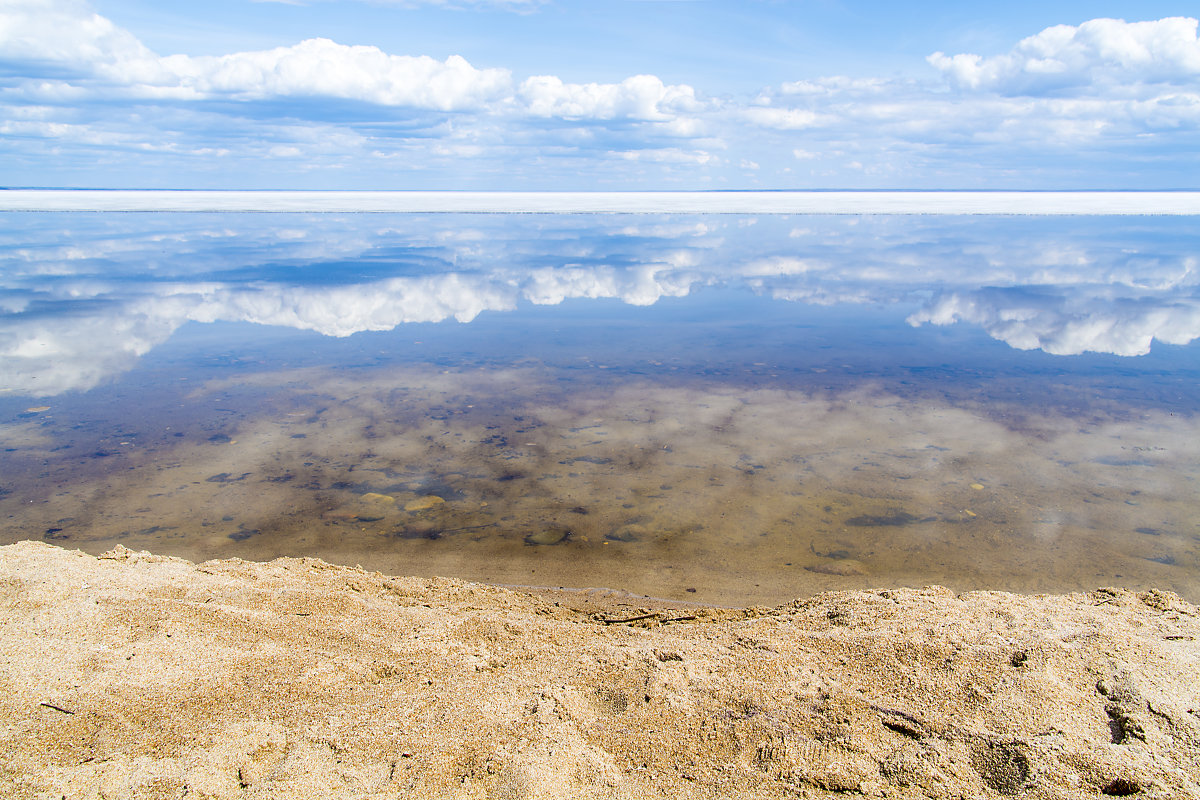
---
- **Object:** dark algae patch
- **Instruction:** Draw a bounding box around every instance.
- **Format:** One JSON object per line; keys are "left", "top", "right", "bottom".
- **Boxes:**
{"left": 845, "top": 511, "right": 933, "bottom": 527}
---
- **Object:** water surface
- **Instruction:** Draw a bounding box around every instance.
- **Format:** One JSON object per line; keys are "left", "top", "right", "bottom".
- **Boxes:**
{"left": 2, "top": 212, "right": 1197, "bottom": 604}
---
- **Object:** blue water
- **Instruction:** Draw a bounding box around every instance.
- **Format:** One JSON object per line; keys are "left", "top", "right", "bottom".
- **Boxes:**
{"left": 2, "top": 213, "right": 1198, "bottom": 603}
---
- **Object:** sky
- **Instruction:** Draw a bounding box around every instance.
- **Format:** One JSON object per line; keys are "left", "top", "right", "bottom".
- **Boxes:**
{"left": 2, "top": 0, "right": 1199, "bottom": 189}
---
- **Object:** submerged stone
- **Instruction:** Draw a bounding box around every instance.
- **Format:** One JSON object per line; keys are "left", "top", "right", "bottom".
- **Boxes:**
{"left": 405, "top": 495, "right": 446, "bottom": 512}
{"left": 524, "top": 525, "right": 570, "bottom": 546}
{"left": 606, "top": 524, "right": 648, "bottom": 543}
{"left": 811, "top": 543, "right": 853, "bottom": 560}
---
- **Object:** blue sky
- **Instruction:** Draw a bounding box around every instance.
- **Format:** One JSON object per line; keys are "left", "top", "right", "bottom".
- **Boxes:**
{"left": 2, "top": 0, "right": 1199, "bottom": 189}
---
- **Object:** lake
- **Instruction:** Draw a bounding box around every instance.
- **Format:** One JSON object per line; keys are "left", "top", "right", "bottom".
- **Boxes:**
{"left": 2, "top": 206, "right": 1198, "bottom": 605}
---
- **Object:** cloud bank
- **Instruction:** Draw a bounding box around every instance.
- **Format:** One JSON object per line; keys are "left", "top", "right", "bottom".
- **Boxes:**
{"left": 1, "top": 1, "right": 1197, "bottom": 187}
{"left": 0, "top": 1, "right": 692, "bottom": 117}
{"left": 928, "top": 17, "right": 1200, "bottom": 94}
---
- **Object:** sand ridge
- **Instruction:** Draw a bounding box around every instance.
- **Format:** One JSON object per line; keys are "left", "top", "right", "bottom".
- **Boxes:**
{"left": 1, "top": 541, "right": 1197, "bottom": 799}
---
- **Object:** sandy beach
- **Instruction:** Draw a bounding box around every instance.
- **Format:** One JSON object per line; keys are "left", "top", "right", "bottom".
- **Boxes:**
{"left": 1, "top": 541, "right": 1197, "bottom": 798}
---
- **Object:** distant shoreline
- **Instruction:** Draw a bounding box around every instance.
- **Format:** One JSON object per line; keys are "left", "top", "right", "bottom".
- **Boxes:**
{"left": 3, "top": 189, "right": 1200, "bottom": 214}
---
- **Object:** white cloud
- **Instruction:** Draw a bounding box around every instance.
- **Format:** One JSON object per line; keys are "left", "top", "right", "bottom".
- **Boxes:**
{"left": 2, "top": 1, "right": 1200, "bottom": 187}
{"left": 517, "top": 74, "right": 701, "bottom": 120}
{"left": 779, "top": 76, "right": 887, "bottom": 96}
{"left": 521, "top": 264, "right": 697, "bottom": 306}
{"left": 929, "top": 17, "right": 1200, "bottom": 94}
{"left": 162, "top": 41, "right": 512, "bottom": 110}
{"left": 610, "top": 147, "right": 715, "bottom": 165}
{"left": 431, "top": 143, "right": 486, "bottom": 157}
{"left": 0, "top": 0, "right": 158, "bottom": 75}
{"left": 185, "top": 274, "right": 519, "bottom": 332}
{"left": 656, "top": 116, "right": 706, "bottom": 137}
{"left": 908, "top": 289, "right": 1200, "bottom": 356}
{"left": 730, "top": 17, "right": 1200, "bottom": 183}
{"left": 0, "top": 1, "right": 693, "bottom": 121}
{"left": 742, "top": 106, "right": 822, "bottom": 130}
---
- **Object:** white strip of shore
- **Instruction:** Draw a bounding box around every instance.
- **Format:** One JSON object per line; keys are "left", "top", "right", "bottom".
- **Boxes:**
{"left": 3, "top": 190, "right": 1200, "bottom": 214}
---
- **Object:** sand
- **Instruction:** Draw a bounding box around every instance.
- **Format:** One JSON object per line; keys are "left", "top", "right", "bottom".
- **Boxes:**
{"left": 1, "top": 540, "right": 1197, "bottom": 799}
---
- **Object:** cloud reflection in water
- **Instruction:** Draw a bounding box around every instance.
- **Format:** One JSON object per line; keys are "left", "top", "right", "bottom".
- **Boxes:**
{"left": 1, "top": 213, "right": 1198, "bottom": 395}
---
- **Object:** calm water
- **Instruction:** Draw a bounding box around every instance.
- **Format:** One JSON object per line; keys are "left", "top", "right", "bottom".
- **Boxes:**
{"left": 2, "top": 212, "right": 1198, "bottom": 604}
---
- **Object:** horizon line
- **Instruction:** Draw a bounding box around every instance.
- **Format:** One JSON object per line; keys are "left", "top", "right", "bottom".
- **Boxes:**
{"left": 3, "top": 189, "right": 1200, "bottom": 215}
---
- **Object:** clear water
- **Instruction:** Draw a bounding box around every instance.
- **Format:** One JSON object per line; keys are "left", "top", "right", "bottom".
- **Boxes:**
{"left": 2, "top": 212, "right": 1198, "bottom": 605}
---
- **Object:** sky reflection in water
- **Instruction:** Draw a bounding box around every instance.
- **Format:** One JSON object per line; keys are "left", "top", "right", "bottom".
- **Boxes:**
{"left": 1, "top": 213, "right": 1198, "bottom": 604}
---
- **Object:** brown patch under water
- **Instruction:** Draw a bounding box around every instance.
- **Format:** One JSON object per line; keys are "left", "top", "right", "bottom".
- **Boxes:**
{"left": 1, "top": 365, "right": 1197, "bottom": 605}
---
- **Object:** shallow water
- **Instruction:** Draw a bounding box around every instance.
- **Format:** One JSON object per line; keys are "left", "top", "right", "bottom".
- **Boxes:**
{"left": 2, "top": 212, "right": 1198, "bottom": 605}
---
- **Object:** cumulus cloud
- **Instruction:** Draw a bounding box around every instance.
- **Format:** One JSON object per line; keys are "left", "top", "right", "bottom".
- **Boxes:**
{"left": 730, "top": 17, "right": 1200, "bottom": 185}
{"left": 0, "top": 0, "right": 157, "bottom": 77}
{"left": 741, "top": 106, "right": 822, "bottom": 130}
{"left": 518, "top": 74, "right": 701, "bottom": 120}
{"left": 908, "top": 288, "right": 1200, "bottom": 356}
{"left": 928, "top": 17, "right": 1200, "bottom": 94}
{"left": 0, "top": 0, "right": 730, "bottom": 187}
{"left": 521, "top": 264, "right": 700, "bottom": 306}
{"left": 3, "top": 0, "right": 1199, "bottom": 187}
{"left": 160, "top": 41, "right": 512, "bottom": 110}
{"left": 0, "top": 0, "right": 701, "bottom": 122}
{"left": 0, "top": 4, "right": 514, "bottom": 112}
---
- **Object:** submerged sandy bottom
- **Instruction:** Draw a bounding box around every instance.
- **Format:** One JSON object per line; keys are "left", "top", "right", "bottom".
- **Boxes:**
{"left": 1, "top": 541, "right": 1198, "bottom": 799}
{"left": 1, "top": 364, "right": 1197, "bottom": 605}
